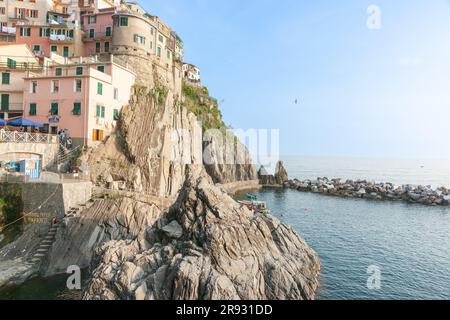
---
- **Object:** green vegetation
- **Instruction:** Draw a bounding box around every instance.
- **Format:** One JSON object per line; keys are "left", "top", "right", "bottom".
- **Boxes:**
{"left": 182, "top": 81, "right": 225, "bottom": 131}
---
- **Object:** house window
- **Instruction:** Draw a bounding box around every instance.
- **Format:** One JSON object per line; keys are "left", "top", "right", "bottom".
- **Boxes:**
{"left": 0, "top": 94, "right": 9, "bottom": 111}
{"left": 97, "top": 82, "right": 103, "bottom": 95}
{"left": 134, "top": 34, "right": 145, "bottom": 45}
{"left": 96, "top": 105, "right": 105, "bottom": 118}
{"left": 113, "top": 109, "right": 120, "bottom": 121}
{"left": 158, "top": 34, "right": 164, "bottom": 43}
{"left": 157, "top": 47, "right": 161, "bottom": 57}
{"left": 167, "top": 50, "right": 171, "bottom": 59}
{"left": 63, "top": 46, "right": 69, "bottom": 57}
{"left": 95, "top": 42, "right": 100, "bottom": 53}
{"left": 113, "top": 88, "right": 119, "bottom": 100}
{"left": 119, "top": 17, "right": 128, "bottom": 26}
{"left": 97, "top": 65, "right": 105, "bottom": 73}
{"left": 29, "top": 103, "right": 37, "bottom": 116}
{"left": 89, "top": 29, "right": 95, "bottom": 38}
{"left": 76, "top": 66, "right": 83, "bottom": 75}
{"left": 51, "top": 45, "right": 57, "bottom": 52}
{"left": 92, "top": 129, "right": 104, "bottom": 141}
{"left": 72, "top": 102, "right": 81, "bottom": 115}
{"left": 33, "top": 45, "right": 41, "bottom": 53}
{"left": 74, "top": 79, "right": 82, "bottom": 92}
{"left": 7, "top": 58, "right": 16, "bottom": 69}
{"left": 88, "top": 16, "right": 97, "bottom": 24}
{"left": 50, "top": 102, "right": 58, "bottom": 115}
{"left": 2, "top": 72, "right": 10, "bottom": 85}
{"left": 55, "top": 68, "right": 62, "bottom": 76}
{"left": 106, "top": 26, "right": 112, "bottom": 37}
{"left": 30, "top": 81, "right": 38, "bottom": 93}
{"left": 104, "top": 42, "right": 110, "bottom": 52}
{"left": 20, "top": 27, "right": 31, "bottom": 37}
{"left": 51, "top": 80, "right": 59, "bottom": 93}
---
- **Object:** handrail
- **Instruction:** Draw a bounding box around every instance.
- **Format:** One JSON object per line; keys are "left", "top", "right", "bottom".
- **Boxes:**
{"left": 0, "top": 131, "right": 59, "bottom": 144}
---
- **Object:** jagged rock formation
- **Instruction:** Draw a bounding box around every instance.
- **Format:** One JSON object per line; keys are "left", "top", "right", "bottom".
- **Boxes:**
{"left": 258, "top": 161, "right": 289, "bottom": 186}
{"left": 203, "top": 130, "right": 258, "bottom": 184}
{"left": 83, "top": 166, "right": 320, "bottom": 300}
{"left": 44, "top": 197, "right": 162, "bottom": 276}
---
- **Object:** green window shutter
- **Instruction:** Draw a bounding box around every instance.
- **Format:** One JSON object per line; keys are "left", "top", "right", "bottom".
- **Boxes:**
{"left": 95, "top": 42, "right": 100, "bottom": 53}
{"left": 72, "top": 102, "right": 81, "bottom": 115}
{"left": 50, "top": 102, "right": 58, "bottom": 115}
{"left": 76, "top": 66, "right": 83, "bottom": 75}
{"left": 97, "top": 82, "right": 103, "bottom": 95}
{"left": 7, "top": 58, "right": 16, "bottom": 69}
{"left": 55, "top": 68, "right": 62, "bottom": 76}
{"left": 113, "top": 109, "right": 120, "bottom": 121}
{"left": 2, "top": 73, "right": 10, "bottom": 85}
{"left": 63, "top": 46, "right": 69, "bottom": 57}
{"left": 101, "top": 106, "right": 105, "bottom": 118}
{"left": 120, "top": 17, "right": 128, "bottom": 26}
{"left": 96, "top": 105, "right": 101, "bottom": 117}
{"left": 29, "top": 103, "right": 37, "bottom": 116}
{"left": 1, "top": 94, "right": 9, "bottom": 111}
{"left": 89, "top": 29, "right": 94, "bottom": 38}
{"left": 157, "top": 47, "right": 161, "bottom": 57}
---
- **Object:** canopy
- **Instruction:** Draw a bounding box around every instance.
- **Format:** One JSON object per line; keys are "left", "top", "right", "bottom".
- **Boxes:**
{"left": 7, "top": 118, "right": 44, "bottom": 127}
{"left": 0, "top": 118, "right": 5, "bottom": 126}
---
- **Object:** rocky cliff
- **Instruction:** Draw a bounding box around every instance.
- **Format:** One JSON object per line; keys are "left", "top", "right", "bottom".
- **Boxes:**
{"left": 83, "top": 166, "right": 320, "bottom": 300}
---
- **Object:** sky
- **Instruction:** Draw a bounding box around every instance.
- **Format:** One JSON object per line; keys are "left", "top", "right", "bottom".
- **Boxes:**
{"left": 142, "top": 0, "right": 450, "bottom": 159}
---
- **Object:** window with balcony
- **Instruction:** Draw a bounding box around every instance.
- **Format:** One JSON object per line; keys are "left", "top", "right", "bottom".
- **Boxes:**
{"left": 50, "top": 102, "right": 58, "bottom": 115}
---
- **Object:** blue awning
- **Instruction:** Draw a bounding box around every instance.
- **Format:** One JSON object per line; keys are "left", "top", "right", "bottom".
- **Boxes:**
{"left": 0, "top": 119, "right": 5, "bottom": 126}
{"left": 7, "top": 118, "right": 44, "bottom": 127}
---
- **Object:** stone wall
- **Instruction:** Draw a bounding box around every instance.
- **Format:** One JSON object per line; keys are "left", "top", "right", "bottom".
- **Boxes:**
{"left": 0, "top": 142, "right": 59, "bottom": 169}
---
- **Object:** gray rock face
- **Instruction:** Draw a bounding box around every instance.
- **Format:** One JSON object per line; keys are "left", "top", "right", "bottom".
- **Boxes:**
{"left": 83, "top": 167, "right": 320, "bottom": 300}
{"left": 275, "top": 161, "right": 289, "bottom": 185}
{"left": 258, "top": 161, "right": 289, "bottom": 186}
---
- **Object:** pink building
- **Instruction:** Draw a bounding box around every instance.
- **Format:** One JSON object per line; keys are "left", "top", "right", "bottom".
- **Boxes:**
{"left": 82, "top": 8, "right": 114, "bottom": 56}
{"left": 23, "top": 54, "right": 135, "bottom": 146}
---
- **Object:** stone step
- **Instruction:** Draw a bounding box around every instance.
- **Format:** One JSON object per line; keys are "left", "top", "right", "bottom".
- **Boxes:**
{"left": 39, "top": 244, "right": 52, "bottom": 248}
{"left": 30, "top": 258, "right": 42, "bottom": 263}
{"left": 34, "top": 253, "right": 46, "bottom": 258}
{"left": 37, "top": 249, "right": 48, "bottom": 253}
{"left": 41, "top": 240, "right": 53, "bottom": 244}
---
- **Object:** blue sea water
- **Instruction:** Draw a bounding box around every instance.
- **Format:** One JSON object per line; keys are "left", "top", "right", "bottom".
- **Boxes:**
{"left": 252, "top": 156, "right": 450, "bottom": 300}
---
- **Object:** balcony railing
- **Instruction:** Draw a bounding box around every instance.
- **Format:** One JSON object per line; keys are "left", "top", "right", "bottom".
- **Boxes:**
{"left": 0, "top": 26, "right": 17, "bottom": 35}
{"left": 0, "top": 61, "right": 43, "bottom": 71}
{"left": 0, "top": 131, "right": 59, "bottom": 144}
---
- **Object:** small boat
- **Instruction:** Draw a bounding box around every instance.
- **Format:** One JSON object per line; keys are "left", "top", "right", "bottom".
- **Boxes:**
{"left": 238, "top": 200, "right": 270, "bottom": 215}
{"left": 246, "top": 193, "right": 258, "bottom": 200}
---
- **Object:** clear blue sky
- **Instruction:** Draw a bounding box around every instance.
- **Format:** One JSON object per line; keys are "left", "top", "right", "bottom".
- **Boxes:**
{"left": 142, "top": 0, "right": 450, "bottom": 159}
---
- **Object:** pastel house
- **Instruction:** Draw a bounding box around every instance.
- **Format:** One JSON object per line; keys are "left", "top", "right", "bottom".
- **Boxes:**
{"left": 23, "top": 53, "right": 135, "bottom": 146}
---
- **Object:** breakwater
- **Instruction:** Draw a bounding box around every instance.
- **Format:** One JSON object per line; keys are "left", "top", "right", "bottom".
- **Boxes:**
{"left": 283, "top": 177, "right": 450, "bottom": 206}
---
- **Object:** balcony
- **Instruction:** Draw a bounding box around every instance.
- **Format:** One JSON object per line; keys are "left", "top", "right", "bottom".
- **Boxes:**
{"left": 0, "top": 103, "right": 24, "bottom": 113}
{"left": 49, "top": 34, "right": 74, "bottom": 43}
{"left": 0, "top": 61, "right": 43, "bottom": 71}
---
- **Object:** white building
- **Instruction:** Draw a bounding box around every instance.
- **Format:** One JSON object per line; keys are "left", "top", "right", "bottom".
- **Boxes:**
{"left": 182, "top": 63, "right": 200, "bottom": 84}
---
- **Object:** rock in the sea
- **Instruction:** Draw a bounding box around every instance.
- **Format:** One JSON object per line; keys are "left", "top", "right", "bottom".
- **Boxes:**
{"left": 83, "top": 166, "right": 320, "bottom": 300}
{"left": 275, "top": 161, "right": 289, "bottom": 185}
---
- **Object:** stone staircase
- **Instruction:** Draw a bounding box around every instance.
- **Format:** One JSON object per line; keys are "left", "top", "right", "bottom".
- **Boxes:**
{"left": 29, "top": 222, "right": 60, "bottom": 264}
{"left": 27, "top": 203, "right": 89, "bottom": 266}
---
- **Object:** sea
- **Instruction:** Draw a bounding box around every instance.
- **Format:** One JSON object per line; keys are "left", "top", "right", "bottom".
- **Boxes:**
{"left": 253, "top": 156, "right": 450, "bottom": 300}
{"left": 1, "top": 156, "right": 449, "bottom": 300}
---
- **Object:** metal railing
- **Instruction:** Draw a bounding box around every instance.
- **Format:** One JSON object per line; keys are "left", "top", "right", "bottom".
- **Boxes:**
{"left": 0, "top": 131, "right": 59, "bottom": 144}
{"left": 0, "top": 103, "right": 23, "bottom": 112}
{"left": 83, "top": 31, "right": 113, "bottom": 40}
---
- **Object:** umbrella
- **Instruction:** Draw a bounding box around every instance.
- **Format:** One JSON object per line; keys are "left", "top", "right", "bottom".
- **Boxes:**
{"left": 7, "top": 118, "right": 44, "bottom": 127}
{"left": 0, "top": 118, "right": 5, "bottom": 126}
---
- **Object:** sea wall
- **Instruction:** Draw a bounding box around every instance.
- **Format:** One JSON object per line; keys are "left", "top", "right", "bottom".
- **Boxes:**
{"left": 283, "top": 177, "right": 450, "bottom": 206}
